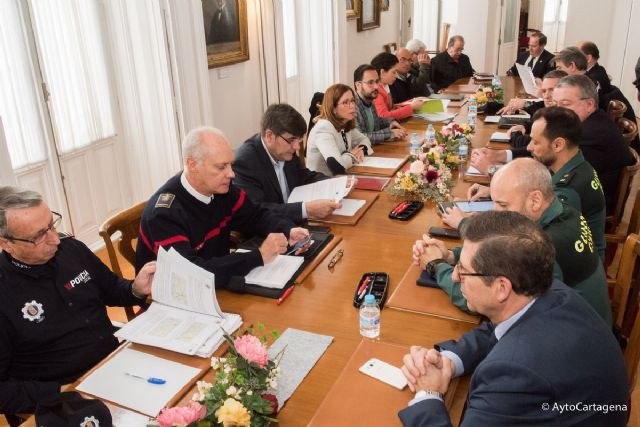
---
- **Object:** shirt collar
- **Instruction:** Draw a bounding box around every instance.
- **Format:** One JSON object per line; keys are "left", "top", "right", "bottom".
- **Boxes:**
{"left": 538, "top": 197, "right": 564, "bottom": 227}
{"left": 494, "top": 298, "right": 537, "bottom": 340}
{"left": 551, "top": 150, "right": 585, "bottom": 183}
{"left": 180, "top": 171, "right": 213, "bottom": 204}
{"left": 260, "top": 136, "right": 282, "bottom": 167}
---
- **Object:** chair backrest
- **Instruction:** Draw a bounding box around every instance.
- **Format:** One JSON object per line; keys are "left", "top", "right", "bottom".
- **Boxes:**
{"left": 617, "top": 117, "right": 639, "bottom": 147}
{"left": 608, "top": 99, "right": 627, "bottom": 122}
{"left": 608, "top": 148, "right": 640, "bottom": 232}
{"left": 98, "top": 201, "right": 146, "bottom": 319}
{"left": 611, "top": 233, "right": 640, "bottom": 331}
{"left": 439, "top": 23, "right": 451, "bottom": 53}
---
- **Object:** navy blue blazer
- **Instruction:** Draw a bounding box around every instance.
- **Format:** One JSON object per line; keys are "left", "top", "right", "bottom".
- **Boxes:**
{"left": 233, "top": 134, "right": 328, "bottom": 223}
{"left": 398, "top": 280, "right": 629, "bottom": 427}
{"left": 508, "top": 49, "right": 555, "bottom": 79}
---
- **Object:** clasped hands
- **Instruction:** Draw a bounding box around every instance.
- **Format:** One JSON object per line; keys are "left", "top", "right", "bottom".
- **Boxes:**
{"left": 412, "top": 235, "right": 454, "bottom": 270}
{"left": 401, "top": 346, "right": 454, "bottom": 394}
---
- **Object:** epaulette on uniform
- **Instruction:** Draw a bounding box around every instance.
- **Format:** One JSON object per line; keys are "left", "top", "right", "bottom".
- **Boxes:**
{"left": 155, "top": 193, "right": 175, "bottom": 208}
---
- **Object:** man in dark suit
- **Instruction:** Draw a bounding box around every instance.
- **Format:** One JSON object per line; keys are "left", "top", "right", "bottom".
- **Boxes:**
{"left": 578, "top": 41, "right": 612, "bottom": 93}
{"left": 399, "top": 211, "right": 629, "bottom": 427}
{"left": 430, "top": 35, "right": 474, "bottom": 92}
{"left": 507, "top": 31, "right": 555, "bottom": 79}
{"left": 233, "top": 104, "right": 339, "bottom": 223}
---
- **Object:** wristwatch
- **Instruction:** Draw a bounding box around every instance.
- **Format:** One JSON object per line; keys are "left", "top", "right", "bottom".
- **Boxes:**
{"left": 415, "top": 389, "right": 444, "bottom": 400}
{"left": 426, "top": 258, "right": 447, "bottom": 277}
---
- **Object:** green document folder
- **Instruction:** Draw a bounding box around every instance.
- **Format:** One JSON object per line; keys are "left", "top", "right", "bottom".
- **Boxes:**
{"left": 418, "top": 99, "right": 445, "bottom": 113}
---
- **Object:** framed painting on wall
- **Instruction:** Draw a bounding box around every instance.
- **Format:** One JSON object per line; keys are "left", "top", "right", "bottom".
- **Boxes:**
{"left": 357, "top": 0, "right": 380, "bottom": 31}
{"left": 380, "top": 0, "right": 389, "bottom": 11}
{"left": 346, "top": 0, "right": 360, "bottom": 20}
{"left": 203, "top": 0, "right": 249, "bottom": 69}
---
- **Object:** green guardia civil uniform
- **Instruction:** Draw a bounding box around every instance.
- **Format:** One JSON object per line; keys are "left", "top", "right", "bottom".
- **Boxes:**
{"left": 435, "top": 199, "right": 612, "bottom": 325}
{"left": 552, "top": 150, "right": 606, "bottom": 260}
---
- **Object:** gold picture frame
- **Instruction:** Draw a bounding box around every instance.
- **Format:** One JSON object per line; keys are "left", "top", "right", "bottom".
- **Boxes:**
{"left": 346, "top": 0, "right": 360, "bottom": 20}
{"left": 204, "top": 0, "right": 249, "bottom": 69}
{"left": 357, "top": 0, "right": 380, "bottom": 31}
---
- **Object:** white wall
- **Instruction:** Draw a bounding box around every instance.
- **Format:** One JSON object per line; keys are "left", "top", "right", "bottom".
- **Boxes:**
{"left": 207, "top": 0, "right": 264, "bottom": 148}
{"left": 345, "top": 2, "right": 401, "bottom": 85}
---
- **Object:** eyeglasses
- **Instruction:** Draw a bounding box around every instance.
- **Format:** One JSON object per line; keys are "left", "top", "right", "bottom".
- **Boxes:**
{"left": 338, "top": 99, "right": 356, "bottom": 107}
{"left": 277, "top": 134, "right": 303, "bottom": 145}
{"left": 454, "top": 262, "right": 502, "bottom": 279}
{"left": 359, "top": 79, "right": 380, "bottom": 86}
{"left": 5, "top": 211, "right": 62, "bottom": 245}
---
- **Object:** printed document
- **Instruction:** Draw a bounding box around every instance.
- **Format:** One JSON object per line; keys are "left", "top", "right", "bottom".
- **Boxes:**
{"left": 288, "top": 176, "right": 353, "bottom": 203}
{"left": 358, "top": 156, "right": 406, "bottom": 169}
{"left": 333, "top": 199, "right": 366, "bottom": 216}
{"left": 115, "top": 247, "right": 241, "bottom": 357}
{"left": 77, "top": 348, "right": 201, "bottom": 417}
{"left": 244, "top": 255, "right": 304, "bottom": 289}
{"left": 515, "top": 63, "right": 538, "bottom": 96}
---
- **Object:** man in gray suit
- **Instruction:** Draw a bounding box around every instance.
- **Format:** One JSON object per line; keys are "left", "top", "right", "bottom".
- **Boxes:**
{"left": 399, "top": 211, "right": 628, "bottom": 426}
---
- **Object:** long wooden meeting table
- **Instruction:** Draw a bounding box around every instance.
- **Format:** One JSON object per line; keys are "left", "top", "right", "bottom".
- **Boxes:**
{"left": 21, "top": 77, "right": 525, "bottom": 427}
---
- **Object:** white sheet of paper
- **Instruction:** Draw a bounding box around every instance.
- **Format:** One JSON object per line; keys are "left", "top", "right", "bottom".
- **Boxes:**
{"left": 358, "top": 156, "right": 405, "bottom": 169}
{"left": 288, "top": 176, "right": 352, "bottom": 203}
{"left": 414, "top": 112, "right": 457, "bottom": 122}
{"left": 515, "top": 63, "right": 538, "bottom": 96}
{"left": 465, "top": 165, "right": 484, "bottom": 176}
{"left": 76, "top": 348, "right": 201, "bottom": 417}
{"left": 490, "top": 132, "right": 510, "bottom": 142}
{"left": 484, "top": 115, "right": 500, "bottom": 123}
{"left": 333, "top": 199, "right": 366, "bottom": 216}
{"left": 244, "top": 255, "right": 305, "bottom": 289}
{"left": 153, "top": 247, "right": 221, "bottom": 317}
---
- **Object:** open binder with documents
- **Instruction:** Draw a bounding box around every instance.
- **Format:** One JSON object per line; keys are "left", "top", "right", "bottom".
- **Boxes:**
{"left": 115, "top": 247, "right": 242, "bottom": 357}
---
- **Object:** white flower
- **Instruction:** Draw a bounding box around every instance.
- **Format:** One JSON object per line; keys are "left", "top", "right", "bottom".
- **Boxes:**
{"left": 409, "top": 160, "right": 425, "bottom": 174}
{"left": 224, "top": 366, "right": 232, "bottom": 373}
{"left": 226, "top": 386, "right": 237, "bottom": 396}
{"left": 246, "top": 390, "right": 253, "bottom": 396}
{"left": 269, "top": 380, "right": 278, "bottom": 388}
{"left": 211, "top": 357, "right": 220, "bottom": 369}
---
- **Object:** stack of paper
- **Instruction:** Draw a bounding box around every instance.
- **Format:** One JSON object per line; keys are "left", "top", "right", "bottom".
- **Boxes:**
{"left": 115, "top": 247, "right": 242, "bottom": 357}
{"left": 490, "top": 132, "right": 511, "bottom": 142}
{"left": 244, "top": 255, "right": 304, "bottom": 289}
{"left": 358, "top": 156, "right": 405, "bottom": 169}
{"left": 77, "top": 348, "right": 202, "bottom": 417}
{"left": 413, "top": 112, "right": 457, "bottom": 122}
{"left": 417, "top": 99, "right": 450, "bottom": 113}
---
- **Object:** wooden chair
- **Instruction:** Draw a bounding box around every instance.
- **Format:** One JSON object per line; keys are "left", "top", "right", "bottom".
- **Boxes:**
{"left": 606, "top": 190, "right": 640, "bottom": 276}
{"left": 98, "top": 201, "right": 147, "bottom": 320}
{"left": 606, "top": 148, "right": 640, "bottom": 233}
{"left": 439, "top": 23, "right": 451, "bottom": 53}
{"left": 617, "top": 117, "right": 639, "bottom": 147}
{"left": 608, "top": 233, "right": 640, "bottom": 334}
{"left": 608, "top": 99, "right": 627, "bottom": 122}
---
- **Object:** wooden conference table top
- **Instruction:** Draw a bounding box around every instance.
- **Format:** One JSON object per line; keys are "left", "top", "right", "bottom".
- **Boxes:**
{"left": 21, "top": 77, "right": 525, "bottom": 427}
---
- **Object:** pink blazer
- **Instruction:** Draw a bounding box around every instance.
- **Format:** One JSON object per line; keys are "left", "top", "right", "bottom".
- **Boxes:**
{"left": 373, "top": 83, "right": 414, "bottom": 120}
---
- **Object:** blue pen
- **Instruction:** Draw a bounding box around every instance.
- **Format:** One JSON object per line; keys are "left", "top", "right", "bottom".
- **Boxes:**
{"left": 125, "top": 372, "right": 166, "bottom": 385}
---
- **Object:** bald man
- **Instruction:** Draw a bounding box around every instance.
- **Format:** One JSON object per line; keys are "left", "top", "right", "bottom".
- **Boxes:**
{"left": 414, "top": 158, "right": 611, "bottom": 324}
{"left": 136, "top": 126, "right": 309, "bottom": 289}
{"left": 389, "top": 46, "right": 432, "bottom": 103}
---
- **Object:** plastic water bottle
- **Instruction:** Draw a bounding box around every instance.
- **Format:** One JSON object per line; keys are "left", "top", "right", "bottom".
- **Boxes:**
{"left": 492, "top": 74, "right": 502, "bottom": 89}
{"left": 359, "top": 294, "right": 380, "bottom": 339}
{"left": 458, "top": 138, "right": 469, "bottom": 162}
{"left": 409, "top": 132, "right": 421, "bottom": 157}
{"left": 468, "top": 97, "right": 477, "bottom": 128}
{"left": 425, "top": 124, "right": 436, "bottom": 147}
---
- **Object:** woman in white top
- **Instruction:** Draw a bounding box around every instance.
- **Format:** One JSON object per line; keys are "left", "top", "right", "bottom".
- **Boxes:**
{"left": 306, "top": 84, "right": 373, "bottom": 176}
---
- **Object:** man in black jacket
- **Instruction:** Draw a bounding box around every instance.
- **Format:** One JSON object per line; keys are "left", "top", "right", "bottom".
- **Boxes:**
{"left": 233, "top": 104, "right": 339, "bottom": 223}
{"left": 507, "top": 31, "right": 555, "bottom": 79}
{"left": 0, "top": 187, "right": 156, "bottom": 423}
{"left": 577, "top": 41, "right": 612, "bottom": 93}
{"left": 430, "top": 35, "right": 474, "bottom": 92}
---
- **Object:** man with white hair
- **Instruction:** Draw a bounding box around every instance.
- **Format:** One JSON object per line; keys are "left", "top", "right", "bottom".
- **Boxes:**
{"left": 136, "top": 126, "right": 309, "bottom": 289}
{"left": 389, "top": 40, "right": 432, "bottom": 103}
{"left": 414, "top": 158, "right": 611, "bottom": 324}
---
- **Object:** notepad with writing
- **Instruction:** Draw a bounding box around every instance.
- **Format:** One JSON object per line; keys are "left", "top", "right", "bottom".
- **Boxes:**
{"left": 243, "top": 254, "right": 304, "bottom": 289}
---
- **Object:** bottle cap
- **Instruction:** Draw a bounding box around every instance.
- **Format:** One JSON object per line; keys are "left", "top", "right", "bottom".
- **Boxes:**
{"left": 364, "top": 294, "right": 376, "bottom": 304}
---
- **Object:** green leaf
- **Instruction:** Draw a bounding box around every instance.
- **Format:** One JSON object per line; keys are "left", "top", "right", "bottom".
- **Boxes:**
{"left": 257, "top": 323, "right": 266, "bottom": 332}
{"left": 271, "top": 330, "right": 280, "bottom": 340}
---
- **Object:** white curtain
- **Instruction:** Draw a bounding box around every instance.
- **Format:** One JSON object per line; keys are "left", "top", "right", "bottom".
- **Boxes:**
{"left": 105, "top": 0, "right": 182, "bottom": 201}
{"left": 0, "top": 0, "right": 47, "bottom": 169}
{"left": 30, "top": 0, "right": 115, "bottom": 154}
{"left": 412, "top": 0, "right": 439, "bottom": 51}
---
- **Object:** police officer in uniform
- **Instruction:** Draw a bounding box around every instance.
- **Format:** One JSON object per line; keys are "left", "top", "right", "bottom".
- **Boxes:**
{"left": 526, "top": 107, "right": 606, "bottom": 260}
{"left": 414, "top": 159, "right": 611, "bottom": 325}
{"left": 136, "top": 126, "right": 310, "bottom": 289}
{"left": 0, "top": 187, "right": 156, "bottom": 423}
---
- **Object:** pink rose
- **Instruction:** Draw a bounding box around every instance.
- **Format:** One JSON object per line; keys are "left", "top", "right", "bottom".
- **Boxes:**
{"left": 234, "top": 335, "right": 269, "bottom": 368}
{"left": 409, "top": 160, "right": 426, "bottom": 174}
{"left": 157, "top": 402, "right": 206, "bottom": 427}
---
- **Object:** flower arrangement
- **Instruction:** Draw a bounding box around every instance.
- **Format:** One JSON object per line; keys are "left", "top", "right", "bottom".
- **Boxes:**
{"left": 153, "top": 325, "right": 282, "bottom": 427}
{"left": 475, "top": 84, "right": 504, "bottom": 105}
{"left": 433, "top": 123, "right": 472, "bottom": 168}
{"left": 388, "top": 147, "right": 454, "bottom": 203}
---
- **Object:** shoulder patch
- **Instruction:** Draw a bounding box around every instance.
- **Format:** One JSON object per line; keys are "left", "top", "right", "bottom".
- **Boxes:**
{"left": 556, "top": 171, "right": 575, "bottom": 187}
{"left": 155, "top": 193, "right": 175, "bottom": 208}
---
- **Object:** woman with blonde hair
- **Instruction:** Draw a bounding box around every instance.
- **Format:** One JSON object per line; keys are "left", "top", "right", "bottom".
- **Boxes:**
{"left": 306, "top": 83, "right": 373, "bottom": 176}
